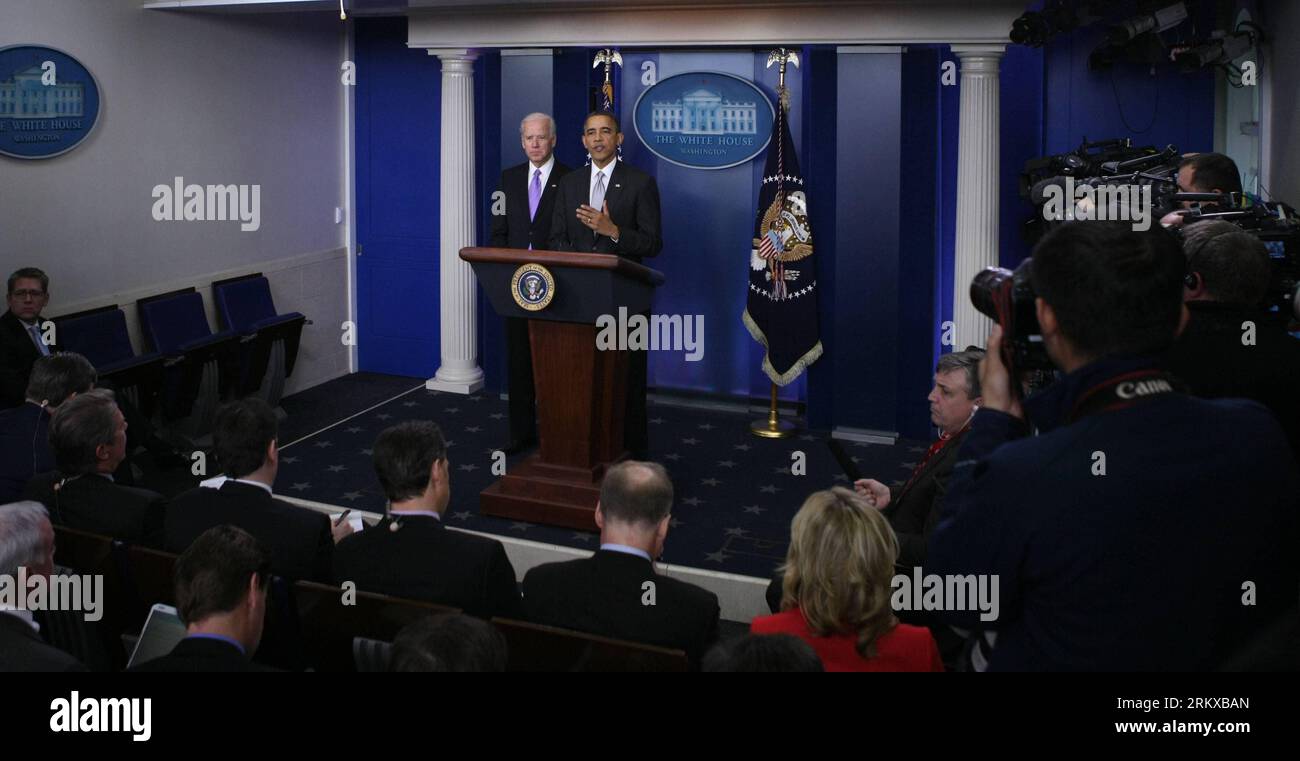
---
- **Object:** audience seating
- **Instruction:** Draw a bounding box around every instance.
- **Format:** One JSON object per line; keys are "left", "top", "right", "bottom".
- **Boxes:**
{"left": 286, "top": 581, "right": 457, "bottom": 672}
{"left": 45, "top": 527, "right": 695, "bottom": 672}
{"left": 136, "top": 288, "right": 239, "bottom": 443}
{"left": 51, "top": 305, "right": 164, "bottom": 420}
{"left": 492, "top": 617, "right": 690, "bottom": 672}
{"left": 212, "top": 274, "right": 307, "bottom": 409}
{"left": 50, "top": 526, "right": 133, "bottom": 671}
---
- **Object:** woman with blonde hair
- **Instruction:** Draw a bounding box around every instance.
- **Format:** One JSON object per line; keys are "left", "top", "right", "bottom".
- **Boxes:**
{"left": 751, "top": 487, "right": 943, "bottom": 671}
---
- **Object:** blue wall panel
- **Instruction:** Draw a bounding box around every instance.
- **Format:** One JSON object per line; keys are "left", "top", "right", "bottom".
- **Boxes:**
{"left": 355, "top": 17, "right": 440, "bottom": 378}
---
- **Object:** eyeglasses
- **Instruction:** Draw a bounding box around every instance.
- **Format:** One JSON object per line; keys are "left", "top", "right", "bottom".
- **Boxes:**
{"left": 10, "top": 289, "right": 46, "bottom": 300}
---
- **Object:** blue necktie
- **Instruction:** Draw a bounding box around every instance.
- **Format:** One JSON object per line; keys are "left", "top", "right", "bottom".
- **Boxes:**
{"left": 27, "top": 323, "right": 50, "bottom": 356}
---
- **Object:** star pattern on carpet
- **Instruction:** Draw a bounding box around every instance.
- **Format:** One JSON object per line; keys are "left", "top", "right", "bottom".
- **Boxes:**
{"left": 275, "top": 377, "right": 932, "bottom": 578}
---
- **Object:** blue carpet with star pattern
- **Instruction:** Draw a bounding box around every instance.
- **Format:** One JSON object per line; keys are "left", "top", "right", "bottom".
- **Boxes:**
{"left": 275, "top": 375, "right": 930, "bottom": 579}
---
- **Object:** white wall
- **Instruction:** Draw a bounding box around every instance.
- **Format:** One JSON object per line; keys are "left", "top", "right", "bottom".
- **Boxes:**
{"left": 0, "top": 0, "right": 351, "bottom": 394}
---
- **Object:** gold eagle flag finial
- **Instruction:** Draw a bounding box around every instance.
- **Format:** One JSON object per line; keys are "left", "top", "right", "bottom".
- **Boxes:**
{"left": 766, "top": 48, "right": 800, "bottom": 111}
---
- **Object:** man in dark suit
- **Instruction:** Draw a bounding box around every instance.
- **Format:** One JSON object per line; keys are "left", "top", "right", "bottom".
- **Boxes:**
{"left": 0, "top": 353, "right": 98, "bottom": 503}
{"left": 333, "top": 421, "right": 523, "bottom": 619}
{"left": 0, "top": 501, "right": 88, "bottom": 672}
{"left": 165, "top": 398, "right": 348, "bottom": 582}
{"left": 1, "top": 268, "right": 52, "bottom": 410}
{"left": 1164, "top": 221, "right": 1300, "bottom": 464}
{"left": 491, "top": 112, "right": 572, "bottom": 454}
{"left": 522, "top": 460, "right": 719, "bottom": 666}
{"left": 550, "top": 111, "right": 663, "bottom": 458}
{"left": 856, "top": 349, "right": 985, "bottom": 569}
{"left": 21, "top": 389, "right": 165, "bottom": 547}
{"left": 130, "top": 525, "right": 277, "bottom": 672}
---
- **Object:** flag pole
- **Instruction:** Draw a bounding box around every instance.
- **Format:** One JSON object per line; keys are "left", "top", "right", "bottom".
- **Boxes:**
{"left": 751, "top": 381, "right": 796, "bottom": 439}
{"left": 750, "top": 47, "right": 800, "bottom": 440}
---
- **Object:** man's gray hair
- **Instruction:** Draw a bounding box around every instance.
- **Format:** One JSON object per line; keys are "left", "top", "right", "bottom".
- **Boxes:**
{"left": 519, "top": 112, "right": 556, "bottom": 139}
{"left": 936, "top": 348, "right": 986, "bottom": 399}
{"left": 26, "top": 353, "right": 97, "bottom": 407}
{"left": 0, "top": 502, "right": 51, "bottom": 579}
{"left": 49, "top": 388, "right": 119, "bottom": 476}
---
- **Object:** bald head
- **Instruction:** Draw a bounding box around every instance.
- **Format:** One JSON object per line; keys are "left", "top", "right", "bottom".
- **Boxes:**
{"left": 598, "top": 460, "right": 673, "bottom": 528}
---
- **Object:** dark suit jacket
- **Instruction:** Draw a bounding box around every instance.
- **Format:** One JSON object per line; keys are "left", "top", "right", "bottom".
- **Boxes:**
{"left": 549, "top": 161, "right": 662, "bottom": 261}
{"left": 884, "top": 429, "right": 969, "bottom": 569}
{"left": 333, "top": 514, "right": 523, "bottom": 619}
{"left": 128, "top": 636, "right": 275, "bottom": 672}
{"left": 22, "top": 472, "right": 166, "bottom": 548}
{"left": 1164, "top": 301, "right": 1300, "bottom": 466}
{"left": 490, "top": 159, "right": 572, "bottom": 250}
{"left": 164, "top": 481, "right": 333, "bottom": 582}
{"left": 0, "top": 613, "right": 88, "bottom": 672}
{"left": 0, "top": 310, "right": 41, "bottom": 410}
{"left": 0, "top": 402, "right": 53, "bottom": 503}
{"left": 522, "top": 549, "right": 720, "bottom": 666}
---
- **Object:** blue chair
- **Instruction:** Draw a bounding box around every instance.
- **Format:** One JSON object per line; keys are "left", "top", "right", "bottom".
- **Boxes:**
{"left": 51, "top": 305, "right": 164, "bottom": 420}
{"left": 136, "top": 289, "right": 238, "bottom": 442}
{"left": 212, "top": 274, "right": 307, "bottom": 408}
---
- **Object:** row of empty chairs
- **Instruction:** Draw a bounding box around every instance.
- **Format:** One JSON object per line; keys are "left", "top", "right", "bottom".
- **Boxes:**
{"left": 48, "top": 526, "right": 688, "bottom": 673}
{"left": 51, "top": 274, "right": 306, "bottom": 446}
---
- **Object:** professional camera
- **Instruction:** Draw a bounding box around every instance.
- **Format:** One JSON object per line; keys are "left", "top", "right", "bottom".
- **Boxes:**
{"left": 969, "top": 260, "right": 1055, "bottom": 396}
{"left": 1022, "top": 140, "right": 1183, "bottom": 244}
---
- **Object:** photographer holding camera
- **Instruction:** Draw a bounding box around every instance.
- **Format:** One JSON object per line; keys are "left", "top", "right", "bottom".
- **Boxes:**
{"left": 927, "top": 221, "right": 1298, "bottom": 671}
{"left": 1164, "top": 220, "right": 1300, "bottom": 465}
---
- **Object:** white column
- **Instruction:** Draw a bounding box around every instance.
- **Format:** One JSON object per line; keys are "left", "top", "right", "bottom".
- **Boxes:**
{"left": 426, "top": 49, "right": 485, "bottom": 394}
{"left": 951, "top": 45, "right": 1004, "bottom": 352}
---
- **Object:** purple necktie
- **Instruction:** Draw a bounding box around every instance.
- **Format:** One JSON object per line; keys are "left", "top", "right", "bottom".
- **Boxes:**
{"left": 528, "top": 168, "right": 542, "bottom": 221}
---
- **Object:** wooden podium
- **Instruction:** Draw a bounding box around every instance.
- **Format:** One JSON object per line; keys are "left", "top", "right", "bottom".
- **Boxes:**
{"left": 461, "top": 247, "right": 665, "bottom": 530}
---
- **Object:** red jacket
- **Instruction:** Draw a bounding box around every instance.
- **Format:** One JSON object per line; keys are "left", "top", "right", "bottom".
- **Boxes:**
{"left": 751, "top": 608, "right": 944, "bottom": 672}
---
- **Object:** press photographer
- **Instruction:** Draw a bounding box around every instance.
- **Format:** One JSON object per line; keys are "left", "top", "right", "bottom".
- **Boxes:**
{"left": 927, "top": 221, "right": 1299, "bottom": 671}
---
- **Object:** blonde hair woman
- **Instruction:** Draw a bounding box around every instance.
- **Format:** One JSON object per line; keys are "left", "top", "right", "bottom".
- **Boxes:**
{"left": 751, "top": 487, "right": 943, "bottom": 671}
